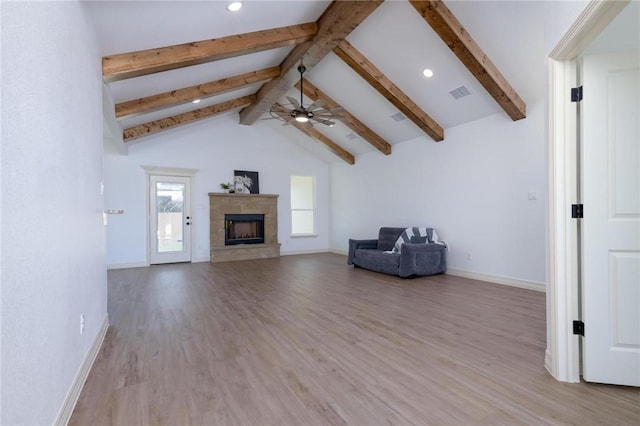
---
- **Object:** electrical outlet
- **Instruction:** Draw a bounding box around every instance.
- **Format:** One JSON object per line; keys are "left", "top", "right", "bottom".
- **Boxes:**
{"left": 466, "top": 252, "right": 472, "bottom": 261}
{"left": 80, "top": 314, "right": 85, "bottom": 335}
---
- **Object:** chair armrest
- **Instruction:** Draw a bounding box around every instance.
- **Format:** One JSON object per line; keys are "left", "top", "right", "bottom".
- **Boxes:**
{"left": 399, "top": 243, "right": 447, "bottom": 277}
{"left": 348, "top": 238, "right": 378, "bottom": 265}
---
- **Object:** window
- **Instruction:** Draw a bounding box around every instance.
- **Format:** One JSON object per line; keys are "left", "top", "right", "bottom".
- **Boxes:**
{"left": 290, "top": 175, "right": 315, "bottom": 235}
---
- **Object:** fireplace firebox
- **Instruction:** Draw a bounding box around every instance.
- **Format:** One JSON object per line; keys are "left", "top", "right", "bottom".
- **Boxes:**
{"left": 225, "top": 214, "right": 265, "bottom": 245}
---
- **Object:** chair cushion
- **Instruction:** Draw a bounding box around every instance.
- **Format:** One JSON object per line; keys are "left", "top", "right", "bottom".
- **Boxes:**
{"left": 354, "top": 249, "right": 400, "bottom": 267}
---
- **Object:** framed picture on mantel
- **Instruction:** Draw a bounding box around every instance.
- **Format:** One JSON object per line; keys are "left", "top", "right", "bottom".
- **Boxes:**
{"left": 234, "top": 170, "right": 259, "bottom": 194}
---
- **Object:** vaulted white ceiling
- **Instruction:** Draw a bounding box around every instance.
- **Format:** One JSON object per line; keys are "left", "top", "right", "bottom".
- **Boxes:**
{"left": 86, "top": 1, "right": 546, "bottom": 163}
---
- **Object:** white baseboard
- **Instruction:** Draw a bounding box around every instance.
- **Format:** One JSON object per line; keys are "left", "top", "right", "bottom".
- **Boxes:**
{"left": 192, "top": 256, "right": 211, "bottom": 263}
{"left": 329, "top": 248, "right": 348, "bottom": 256}
{"left": 446, "top": 269, "right": 546, "bottom": 292}
{"left": 544, "top": 349, "right": 554, "bottom": 377}
{"left": 281, "top": 249, "right": 330, "bottom": 256}
{"left": 54, "top": 314, "right": 109, "bottom": 426}
{"left": 107, "top": 261, "right": 148, "bottom": 270}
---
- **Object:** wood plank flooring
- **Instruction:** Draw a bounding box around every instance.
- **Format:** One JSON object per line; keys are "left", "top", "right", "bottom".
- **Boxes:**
{"left": 70, "top": 254, "right": 639, "bottom": 425}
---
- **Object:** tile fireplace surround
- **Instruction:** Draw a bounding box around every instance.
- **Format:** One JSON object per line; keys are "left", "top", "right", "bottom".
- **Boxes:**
{"left": 209, "top": 193, "right": 280, "bottom": 262}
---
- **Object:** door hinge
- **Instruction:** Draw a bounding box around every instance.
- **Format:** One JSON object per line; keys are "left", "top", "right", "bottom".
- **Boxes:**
{"left": 573, "top": 320, "right": 585, "bottom": 336}
{"left": 571, "top": 204, "right": 584, "bottom": 218}
{"left": 571, "top": 86, "right": 583, "bottom": 102}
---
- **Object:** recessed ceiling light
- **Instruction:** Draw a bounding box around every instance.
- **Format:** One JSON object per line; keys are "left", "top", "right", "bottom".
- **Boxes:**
{"left": 227, "top": 2, "right": 242, "bottom": 12}
{"left": 423, "top": 69, "right": 434, "bottom": 78}
{"left": 192, "top": 99, "right": 201, "bottom": 104}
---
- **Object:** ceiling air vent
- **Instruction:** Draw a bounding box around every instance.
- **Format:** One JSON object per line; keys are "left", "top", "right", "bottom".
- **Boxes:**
{"left": 390, "top": 112, "right": 407, "bottom": 122}
{"left": 345, "top": 133, "right": 358, "bottom": 141}
{"left": 449, "top": 86, "right": 471, "bottom": 100}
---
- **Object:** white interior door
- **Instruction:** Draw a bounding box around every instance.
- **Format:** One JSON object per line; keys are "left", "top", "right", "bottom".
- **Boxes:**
{"left": 149, "top": 175, "right": 192, "bottom": 264}
{"left": 582, "top": 51, "right": 640, "bottom": 386}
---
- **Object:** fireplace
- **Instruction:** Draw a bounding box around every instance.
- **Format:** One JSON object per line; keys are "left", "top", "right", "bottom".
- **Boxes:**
{"left": 225, "top": 214, "right": 265, "bottom": 245}
{"left": 209, "top": 193, "right": 279, "bottom": 262}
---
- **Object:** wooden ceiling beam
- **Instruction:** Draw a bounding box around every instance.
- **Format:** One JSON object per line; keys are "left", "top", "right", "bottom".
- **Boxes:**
{"left": 272, "top": 103, "right": 355, "bottom": 165}
{"left": 295, "top": 80, "right": 392, "bottom": 155}
{"left": 239, "top": 1, "right": 384, "bottom": 126}
{"left": 409, "top": 0, "right": 526, "bottom": 121}
{"left": 102, "top": 23, "right": 317, "bottom": 82}
{"left": 333, "top": 40, "right": 444, "bottom": 142}
{"left": 123, "top": 95, "right": 256, "bottom": 142}
{"left": 116, "top": 67, "right": 280, "bottom": 119}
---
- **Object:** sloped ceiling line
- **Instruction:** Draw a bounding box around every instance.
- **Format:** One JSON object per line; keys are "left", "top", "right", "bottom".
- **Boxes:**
{"left": 271, "top": 102, "right": 355, "bottom": 165}
{"left": 409, "top": 0, "right": 526, "bottom": 121}
{"left": 102, "top": 23, "right": 317, "bottom": 83}
{"left": 238, "top": 0, "right": 384, "bottom": 125}
{"left": 295, "top": 80, "right": 392, "bottom": 155}
{"left": 333, "top": 39, "right": 445, "bottom": 142}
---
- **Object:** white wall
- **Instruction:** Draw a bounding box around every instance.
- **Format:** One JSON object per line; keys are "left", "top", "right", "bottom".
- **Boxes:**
{"left": 1, "top": 2, "right": 107, "bottom": 425}
{"left": 331, "top": 100, "right": 547, "bottom": 284}
{"left": 104, "top": 114, "right": 331, "bottom": 267}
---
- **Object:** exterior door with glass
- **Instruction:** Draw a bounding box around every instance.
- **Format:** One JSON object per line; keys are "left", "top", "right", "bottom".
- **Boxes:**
{"left": 149, "top": 175, "right": 192, "bottom": 264}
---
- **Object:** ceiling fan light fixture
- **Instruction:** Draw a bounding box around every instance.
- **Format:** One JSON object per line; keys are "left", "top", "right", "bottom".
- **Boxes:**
{"left": 294, "top": 112, "right": 309, "bottom": 123}
{"left": 266, "top": 61, "right": 343, "bottom": 128}
{"left": 226, "top": 2, "right": 242, "bottom": 12}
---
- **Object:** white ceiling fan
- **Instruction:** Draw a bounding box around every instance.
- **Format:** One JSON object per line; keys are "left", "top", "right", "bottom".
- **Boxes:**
{"left": 267, "top": 63, "right": 344, "bottom": 127}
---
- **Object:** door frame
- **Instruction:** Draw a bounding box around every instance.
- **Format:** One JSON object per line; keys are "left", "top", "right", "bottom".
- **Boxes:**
{"left": 546, "top": 0, "right": 629, "bottom": 382}
{"left": 142, "top": 165, "right": 198, "bottom": 265}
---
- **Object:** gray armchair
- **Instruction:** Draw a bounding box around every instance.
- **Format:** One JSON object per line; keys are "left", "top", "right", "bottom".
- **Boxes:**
{"left": 348, "top": 227, "right": 446, "bottom": 278}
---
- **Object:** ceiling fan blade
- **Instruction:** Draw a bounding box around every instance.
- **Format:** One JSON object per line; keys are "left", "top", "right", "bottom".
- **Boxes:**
{"left": 313, "top": 118, "right": 336, "bottom": 127}
{"left": 286, "top": 96, "right": 300, "bottom": 110}
{"left": 307, "top": 99, "right": 327, "bottom": 111}
{"left": 313, "top": 112, "right": 344, "bottom": 119}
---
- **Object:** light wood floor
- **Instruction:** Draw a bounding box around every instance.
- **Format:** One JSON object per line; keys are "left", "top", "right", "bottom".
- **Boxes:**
{"left": 70, "top": 254, "right": 639, "bottom": 425}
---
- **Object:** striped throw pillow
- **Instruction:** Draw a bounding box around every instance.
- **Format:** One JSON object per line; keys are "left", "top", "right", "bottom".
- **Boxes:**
{"left": 392, "top": 227, "right": 439, "bottom": 253}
